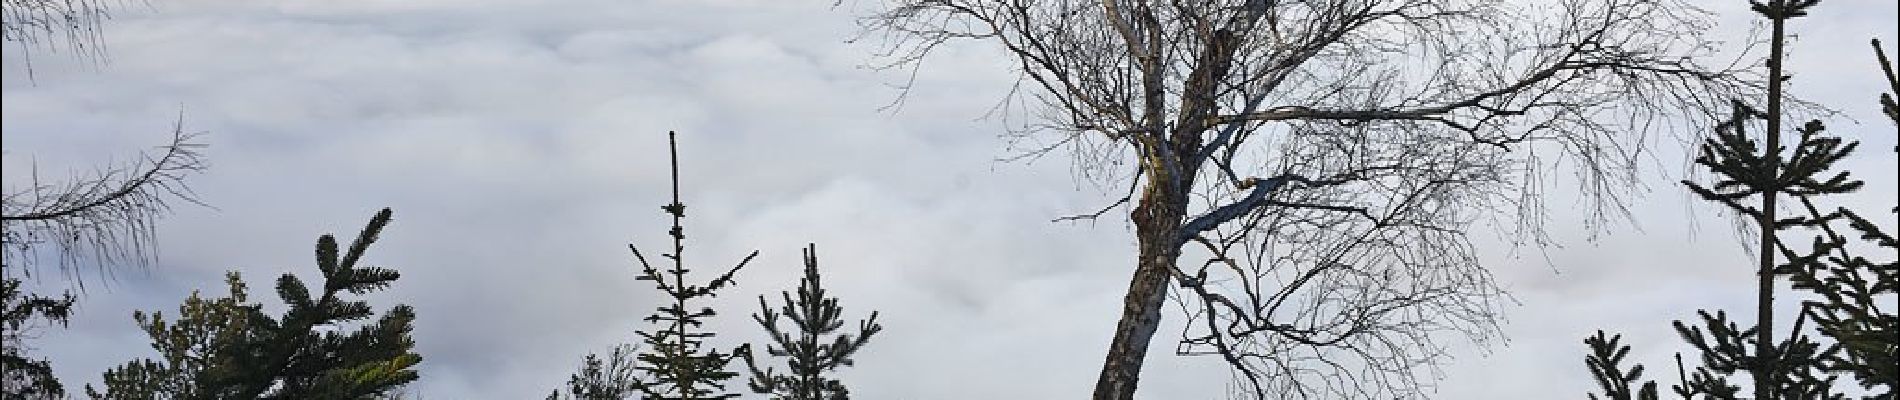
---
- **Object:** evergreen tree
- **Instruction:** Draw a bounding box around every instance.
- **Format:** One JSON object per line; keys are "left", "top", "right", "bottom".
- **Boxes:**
{"left": 1584, "top": 331, "right": 1664, "bottom": 400}
{"left": 739, "top": 244, "right": 882, "bottom": 400}
{"left": 1581, "top": 2, "right": 1898, "bottom": 399}
{"left": 1778, "top": 39, "right": 1899, "bottom": 395}
{"left": 553, "top": 131, "right": 754, "bottom": 400}
{"left": 85, "top": 208, "right": 421, "bottom": 399}
{"left": 1, "top": 275, "right": 76, "bottom": 399}
{"left": 1664, "top": 100, "right": 1848, "bottom": 399}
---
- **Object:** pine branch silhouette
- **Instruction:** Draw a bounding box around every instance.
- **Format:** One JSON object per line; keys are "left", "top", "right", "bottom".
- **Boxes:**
{"left": 86, "top": 208, "right": 420, "bottom": 399}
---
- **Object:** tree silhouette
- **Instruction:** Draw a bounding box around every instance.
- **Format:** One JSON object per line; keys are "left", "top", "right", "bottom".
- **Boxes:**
{"left": 739, "top": 244, "right": 882, "bottom": 400}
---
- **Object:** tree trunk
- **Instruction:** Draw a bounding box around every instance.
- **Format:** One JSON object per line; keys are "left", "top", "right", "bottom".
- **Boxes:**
{"left": 1754, "top": 10, "right": 1788, "bottom": 400}
{"left": 1094, "top": 183, "right": 1188, "bottom": 400}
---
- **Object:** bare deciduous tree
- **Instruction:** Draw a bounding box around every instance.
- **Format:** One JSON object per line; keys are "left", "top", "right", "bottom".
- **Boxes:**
{"left": 859, "top": 0, "right": 1759, "bottom": 397}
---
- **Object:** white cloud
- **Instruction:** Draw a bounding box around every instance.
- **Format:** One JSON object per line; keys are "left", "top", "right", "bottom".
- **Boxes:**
{"left": 3, "top": 0, "right": 1894, "bottom": 398}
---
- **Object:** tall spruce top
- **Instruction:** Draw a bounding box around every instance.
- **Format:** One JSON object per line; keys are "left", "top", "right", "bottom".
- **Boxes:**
{"left": 622, "top": 131, "right": 757, "bottom": 400}
{"left": 1581, "top": 3, "right": 1898, "bottom": 399}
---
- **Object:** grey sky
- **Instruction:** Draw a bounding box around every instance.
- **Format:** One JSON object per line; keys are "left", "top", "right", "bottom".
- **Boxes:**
{"left": 3, "top": 0, "right": 1894, "bottom": 398}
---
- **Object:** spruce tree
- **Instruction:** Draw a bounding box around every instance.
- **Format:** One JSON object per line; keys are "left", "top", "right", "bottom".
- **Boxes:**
{"left": 627, "top": 131, "right": 754, "bottom": 399}
{"left": 1666, "top": 97, "right": 1848, "bottom": 398}
{"left": 1777, "top": 39, "right": 1899, "bottom": 395}
{"left": 739, "top": 244, "right": 882, "bottom": 400}
{"left": 1580, "top": 1, "right": 1898, "bottom": 399}
{"left": 553, "top": 131, "right": 754, "bottom": 400}
{"left": 85, "top": 208, "right": 421, "bottom": 399}
{"left": 1584, "top": 331, "right": 1664, "bottom": 400}
{"left": 1, "top": 275, "right": 76, "bottom": 399}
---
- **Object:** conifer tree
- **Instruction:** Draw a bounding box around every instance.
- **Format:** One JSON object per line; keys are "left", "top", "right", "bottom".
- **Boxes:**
{"left": 1664, "top": 97, "right": 1847, "bottom": 398}
{"left": 1, "top": 275, "right": 76, "bottom": 399}
{"left": 85, "top": 208, "right": 421, "bottom": 399}
{"left": 739, "top": 244, "right": 882, "bottom": 400}
{"left": 553, "top": 131, "right": 755, "bottom": 400}
{"left": 1777, "top": 39, "right": 1899, "bottom": 395}
{"left": 1584, "top": 331, "right": 1664, "bottom": 400}
{"left": 1580, "top": 1, "right": 1898, "bottom": 399}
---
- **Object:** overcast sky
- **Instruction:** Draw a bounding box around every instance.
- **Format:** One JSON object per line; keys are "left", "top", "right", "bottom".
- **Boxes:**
{"left": 3, "top": 0, "right": 1895, "bottom": 398}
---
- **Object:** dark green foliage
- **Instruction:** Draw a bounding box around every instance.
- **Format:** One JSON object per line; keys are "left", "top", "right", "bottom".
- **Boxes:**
{"left": 548, "top": 344, "right": 641, "bottom": 400}
{"left": 1883, "top": 41, "right": 1900, "bottom": 128}
{"left": 1585, "top": 331, "right": 1661, "bottom": 400}
{"left": 555, "top": 132, "right": 754, "bottom": 400}
{"left": 1685, "top": 103, "right": 1860, "bottom": 217}
{"left": 739, "top": 244, "right": 882, "bottom": 400}
{"left": 1, "top": 276, "right": 76, "bottom": 399}
{"left": 85, "top": 208, "right": 421, "bottom": 399}
{"left": 88, "top": 272, "right": 265, "bottom": 399}
{"left": 624, "top": 133, "right": 754, "bottom": 400}
{"left": 1581, "top": 2, "right": 1898, "bottom": 399}
{"left": 1778, "top": 39, "right": 1899, "bottom": 395}
{"left": 1669, "top": 309, "right": 1840, "bottom": 398}
{"left": 1668, "top": 99, "right": 1851, "bottom": 399}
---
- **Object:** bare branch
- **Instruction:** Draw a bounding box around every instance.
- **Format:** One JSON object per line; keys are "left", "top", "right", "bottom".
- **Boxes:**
{"left": 2, "top": 118, "right": 208, "bottom": 283}
{"left": 2, "top": 0, "right": 135, "bottom": 78}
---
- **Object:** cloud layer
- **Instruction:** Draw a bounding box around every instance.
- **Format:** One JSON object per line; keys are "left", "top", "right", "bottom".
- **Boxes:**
{"left": 4, "top": 0, "right": 1894, "bottom": 398}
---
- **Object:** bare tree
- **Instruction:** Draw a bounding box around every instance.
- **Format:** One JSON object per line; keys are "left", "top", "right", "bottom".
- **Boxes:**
{"left": 859, "top": 0, "right": 1758, "bottom": 398}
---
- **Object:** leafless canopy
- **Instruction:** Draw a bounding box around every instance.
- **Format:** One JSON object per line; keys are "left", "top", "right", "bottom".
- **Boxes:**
{"left": 860, "top": 0, "right": 1757, "bottom": 397}
{"left": 2, "top": 122, "right": 206, "bottom": 284}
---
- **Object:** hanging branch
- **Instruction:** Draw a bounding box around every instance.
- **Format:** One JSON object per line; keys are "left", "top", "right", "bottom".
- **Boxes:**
{"left": 2, "top": 123, "right": 208, "bottom": 283}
